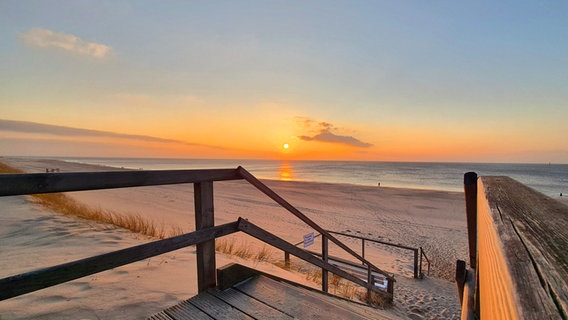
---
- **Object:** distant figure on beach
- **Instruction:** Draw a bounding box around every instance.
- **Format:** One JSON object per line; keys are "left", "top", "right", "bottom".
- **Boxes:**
{"left": 377, "top": 182, "right": 381, "bottom": 187}
{"left": 561, "top": 193, "right": 563, "bottom": 197}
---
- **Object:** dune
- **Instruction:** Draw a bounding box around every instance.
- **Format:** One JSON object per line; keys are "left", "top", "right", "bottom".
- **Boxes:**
{"left": 0, "top": 157, "right": 466, "bottom": 319}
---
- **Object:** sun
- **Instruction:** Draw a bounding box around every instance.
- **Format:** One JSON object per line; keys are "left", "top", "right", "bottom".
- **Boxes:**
{"left": 283, "top": 143, "right": 289, "bottom": 149}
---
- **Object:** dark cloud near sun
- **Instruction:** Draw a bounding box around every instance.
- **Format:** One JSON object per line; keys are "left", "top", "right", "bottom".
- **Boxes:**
{"left": 0, "top": 119, "right": 224, "bottom": 149}
{"left": 296, "top": 117, "right": 373, "bottom": 148}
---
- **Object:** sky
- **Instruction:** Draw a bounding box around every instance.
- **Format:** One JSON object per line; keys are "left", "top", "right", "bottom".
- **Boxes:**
{"left": 1, "top": 1, "right": 567, "bottom": 163}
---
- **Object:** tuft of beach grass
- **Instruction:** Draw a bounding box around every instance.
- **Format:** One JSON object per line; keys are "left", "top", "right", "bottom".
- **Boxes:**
{"left": 0, "top": 161, "right": 178, "bottom": 239}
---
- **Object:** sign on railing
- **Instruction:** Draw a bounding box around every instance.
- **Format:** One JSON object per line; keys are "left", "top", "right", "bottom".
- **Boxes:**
{"left": 303, "top": 232, "right": 315, "bottom": 248}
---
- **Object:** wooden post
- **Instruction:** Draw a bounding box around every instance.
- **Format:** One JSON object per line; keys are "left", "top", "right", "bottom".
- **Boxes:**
{"left": 464, "top": 172, "right": 477, "bottom": 267}
{"left": 366, "top": 264, "right": 373, "bottom": 301}
{"left": 361, "top": 239, "right": 365, "bottom": 265}
{"left": 194, "top": 181, "right": 216, "bottom": 292}
{"left": 322, "top": 235, "right": 329, "bottom": 293}
{"left": 413, "top": 248, "right": 419, "bottom": 279}
{"left": 419, "top": 247, "right": 423, "bottom": 278}
{"left": 455, "top": 259, "right": 467, "bottom": 305}
{"left": 387, "top": 276, "right": 394, "bottom": 303}
{"left": 284, "top": 252, "right": 290, "bottom": 268}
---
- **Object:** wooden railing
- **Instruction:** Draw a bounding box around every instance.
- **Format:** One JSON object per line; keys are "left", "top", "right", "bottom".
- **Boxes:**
{"left": 327, "top": 230, "right": 430, "bottom": 279}
{"left": 0, "top": 166, "right": 394, "bottom": 305}
{"left": 287, "top": 231, "right": 430, "bottom": 279}
{"left": 457, "top": 172, "right": 568, "bottom": 320}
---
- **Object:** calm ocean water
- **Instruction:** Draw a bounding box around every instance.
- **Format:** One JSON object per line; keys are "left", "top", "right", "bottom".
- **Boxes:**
{"left": 54, "top": 157, "right": 568, "bottom": 197}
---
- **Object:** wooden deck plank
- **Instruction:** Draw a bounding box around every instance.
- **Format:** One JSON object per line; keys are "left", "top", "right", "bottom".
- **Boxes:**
{"left": 188, "top": 292, "right": 254, "bottom": 320}
{"left": 212, "top": 287, "right": 293, "bottom": 319}
{"left": 235, "top": 276, "right": 370, "bottom": 320}
{"left": 262, "top": 275, "right": 398, "bottom": 320}
{"left": 160, "top": 300, "right": 213, "bottom": 320}
{"left": 478, "top": 176, "right": 568, "bottom": 319}
{"left": 147, "top": 311, "right": 174, "bottom": 320}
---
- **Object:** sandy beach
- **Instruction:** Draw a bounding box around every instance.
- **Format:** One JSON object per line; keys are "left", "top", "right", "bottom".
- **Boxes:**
{"left": 0, "top": 157, "right": 467, "bottom": 319}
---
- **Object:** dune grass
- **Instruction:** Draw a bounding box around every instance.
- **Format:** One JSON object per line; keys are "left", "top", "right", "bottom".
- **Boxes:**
{"left": 0, "top": 161, "right": 177, "bottom": 239}
{"left": 215, "top": 238, "right": 275, "bottom": 262}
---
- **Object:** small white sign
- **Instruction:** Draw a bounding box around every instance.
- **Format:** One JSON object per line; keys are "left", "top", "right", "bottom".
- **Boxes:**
{"left": 303, "top": 232, "right": 314, "bottom": 248}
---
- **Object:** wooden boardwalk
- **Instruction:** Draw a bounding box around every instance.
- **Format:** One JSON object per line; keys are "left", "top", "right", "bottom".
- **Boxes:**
{"left": 148, "top": 275, "right": 397, "bottom": 320}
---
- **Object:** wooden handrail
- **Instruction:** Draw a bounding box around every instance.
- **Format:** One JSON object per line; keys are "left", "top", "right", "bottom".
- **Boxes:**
{"left": 460, "top": 174, "right": 568, "bottom": 319}
{"left": 237, "top": 166, "right": 393, "bottom": 279}
{"left": 0, "top": 169, "right": 242, "bottom": 196}
{"left": 420, "top": 247, "right": 430, "bottom": 276}
{"left": 327, "top": 230, "right": 423, "bottom": 279}
{"left": 0, "top": 221, "right": 240, "bottom": 301}
{"left": 236, "top": 218, "right": 392, "bottom": 302}
{"left": 327, "top": 230, "right": 417, "bottom": 251}
{"left": 298, "top": 230, "right": 426, "bottom": 279}
{"left": 1, "top": 167, "right": 396, "bottom": 305}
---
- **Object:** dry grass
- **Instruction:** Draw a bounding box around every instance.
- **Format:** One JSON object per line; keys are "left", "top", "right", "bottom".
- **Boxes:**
{"left": 254, "top": 245, "right": 273, "bottom": 262}
{"left": 215, "top": 239, "right": 275, "bottom": 262}
{"left": 305, "top": 267, "right": 322, "bottom": 283}
{"left": 31, "top": 192, "right": 174, "bottom": 238}
{"left": 304, "top": 269, "right": 360, "bottom": 299}
{"left": 294, "top": 263, "right": 389, "bottom": 306}
{"left": 0, "top": 161, "right": 180, "bottom": 239}
{"left": 357, "top": 290, "right": 389, "bottom": 308}
{"left": 215, "top": 238, "right": 236, "bottom": 255}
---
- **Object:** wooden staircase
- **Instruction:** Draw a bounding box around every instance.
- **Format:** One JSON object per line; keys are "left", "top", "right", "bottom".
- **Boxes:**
{"left": 149, "top": 268, "right": 398, "bottom": 320}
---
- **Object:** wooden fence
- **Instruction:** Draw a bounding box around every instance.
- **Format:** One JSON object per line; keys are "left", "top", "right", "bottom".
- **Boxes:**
{"left": 0, "top": 166, "right": 394, "bottom": 305}
{"left": 457, "top": 172, "right": 568, "bottom": 319}
{"left": 286, "top": 231, "right": 430, "bottom": 279}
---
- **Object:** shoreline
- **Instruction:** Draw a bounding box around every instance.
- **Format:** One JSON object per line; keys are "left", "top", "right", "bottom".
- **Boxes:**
{"left": 5, "top": 155, "right": 567, "bottom": 197}
{"left": 1, "top": 156, "right": 469, "bottom": 319}
{"left": 0, "top": 156, "right": 464, "bottom": 194}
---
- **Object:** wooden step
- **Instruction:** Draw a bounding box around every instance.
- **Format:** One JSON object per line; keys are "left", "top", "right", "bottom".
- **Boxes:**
{"left": 251, "top": 275, "right": 397, "bottom": 319}
{"left": 148, "top": 275, "right": 398, "bottom": 319}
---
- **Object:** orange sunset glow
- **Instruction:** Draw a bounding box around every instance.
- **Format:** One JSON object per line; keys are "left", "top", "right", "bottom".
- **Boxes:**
{"left": 1, "top": 2, "right": 567, "bottom": 163}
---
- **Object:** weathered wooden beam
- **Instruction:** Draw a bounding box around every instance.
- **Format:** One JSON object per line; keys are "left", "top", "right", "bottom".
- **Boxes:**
{"left": 322, "top": 235, "right": 329, "bottom": 293}
{"left": 455, "top": 259, "right": 467, "bottom": 305}
{"left": 0, "top": 221, "right": 239, "bottom": 301}
{"left": 236, "top": 218, "right": 392, "bottom": 302}
{"left": 464, "top": 172, "right": 478, "bottom": 267}
{"left": 327, "top": 230, "right": 417, "bottom": 251}
{"left": 478, "top": 176, "right": 568, "bottom": 319}
{"left": 0, "top": 169, "right": 242, "bottom": 196}
{"left": 413, "top": 248, "right": 419, "bottom": 279}
{"left": 194, "top": 181, "right": 216, "bottom": 292}
{"left": 460, "top": 267, "right": 476, "bottom": 320}
{"left": 327, "top": 230, "right": 421, "bottom": 278}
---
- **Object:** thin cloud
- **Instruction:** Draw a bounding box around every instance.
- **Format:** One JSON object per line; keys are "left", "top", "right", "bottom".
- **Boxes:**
{"left": 19, "top": 28, "right": 112, "bottom": 59}
{"left": 0, "top": 119, "right": 224, "bottom": 149}
{"left": 296, "top": 118, "right": 373, "bottom": 148}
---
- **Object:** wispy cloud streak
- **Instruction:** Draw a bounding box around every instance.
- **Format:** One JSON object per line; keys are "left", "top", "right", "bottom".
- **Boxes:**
{"left": 0, "top": 119, "right": 224, "bottom": 149}
{"left": 19, "top": 28, "right": 112, "bottom": 59}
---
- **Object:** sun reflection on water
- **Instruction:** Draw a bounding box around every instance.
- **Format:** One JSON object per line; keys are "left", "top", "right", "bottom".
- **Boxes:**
{"left": 278, "top": 162, "right": 294, "bottom": 181}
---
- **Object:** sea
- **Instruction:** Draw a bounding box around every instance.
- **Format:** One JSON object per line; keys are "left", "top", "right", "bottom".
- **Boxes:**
{"left": 52, "top": 157, "right": 568, "bottom": 198}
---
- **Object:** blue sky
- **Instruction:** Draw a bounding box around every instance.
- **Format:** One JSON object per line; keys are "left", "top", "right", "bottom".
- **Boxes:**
{"left": 1, "top": 1, "right": 567, "bottom": 162}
